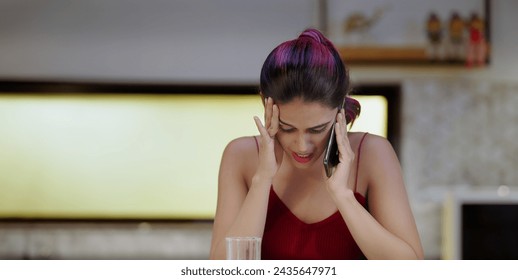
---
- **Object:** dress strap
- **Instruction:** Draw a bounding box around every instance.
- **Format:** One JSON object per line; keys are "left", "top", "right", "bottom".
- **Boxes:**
{"left": 354, "top": 133, "right": 369, "bottom": 193}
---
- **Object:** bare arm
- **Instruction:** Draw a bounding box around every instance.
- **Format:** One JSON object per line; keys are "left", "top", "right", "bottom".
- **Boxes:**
{"left": 209, "top": 98, "right": 280, "bottom": 260}
{"left": 326, "top": 111, "right": 424, "bottom": 259}
{"left": 209, "top": 138, "right": 272, "bottom": 259}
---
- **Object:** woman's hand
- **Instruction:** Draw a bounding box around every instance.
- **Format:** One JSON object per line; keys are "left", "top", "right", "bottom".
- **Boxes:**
{"left": 253, "top": 97, "right": 280, "bottom": 182}
{"left": 325, "top": 108, "right": 355, "bottom": 196}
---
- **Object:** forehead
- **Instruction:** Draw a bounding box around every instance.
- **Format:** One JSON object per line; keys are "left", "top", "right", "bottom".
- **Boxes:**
{"left": 277, "top": 98, "right": 336, "bottom": 127}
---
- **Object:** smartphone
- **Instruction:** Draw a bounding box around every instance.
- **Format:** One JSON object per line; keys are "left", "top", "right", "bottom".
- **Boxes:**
{"left": 323, "top": 122, "right": 339, "bottom": 178}
{"left": 323, "top": 101, "right": 346, "bottom": 178}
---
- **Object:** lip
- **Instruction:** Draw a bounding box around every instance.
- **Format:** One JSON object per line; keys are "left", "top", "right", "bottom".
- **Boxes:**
{"left": 292, "top": 152, "right": 314, "bottom": 164}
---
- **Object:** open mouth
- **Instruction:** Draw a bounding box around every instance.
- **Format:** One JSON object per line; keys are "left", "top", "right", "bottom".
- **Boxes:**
{"left": 292, "top": 152, "right": 313, "bottom": 164}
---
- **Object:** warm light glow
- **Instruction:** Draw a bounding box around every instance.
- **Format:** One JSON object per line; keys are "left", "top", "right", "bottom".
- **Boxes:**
{"left": 0, "top": 94, "right": 387, "bottom": 219}
{"left": 349, "top": 95, "right": 388, "bottom": 137}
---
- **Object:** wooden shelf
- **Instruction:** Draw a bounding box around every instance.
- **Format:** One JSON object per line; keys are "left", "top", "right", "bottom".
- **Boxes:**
{"left": 338, "top": 46, "right": 433, "bottom": 64}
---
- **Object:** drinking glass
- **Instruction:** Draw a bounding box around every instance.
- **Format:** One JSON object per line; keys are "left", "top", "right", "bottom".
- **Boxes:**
{"left": 225, "top": 237, "right": 261, "bottom": 260}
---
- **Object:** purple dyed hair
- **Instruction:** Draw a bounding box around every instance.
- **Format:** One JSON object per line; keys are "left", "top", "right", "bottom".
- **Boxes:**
{"left": 260, "top": 28, "right": 360, "bottom": 125}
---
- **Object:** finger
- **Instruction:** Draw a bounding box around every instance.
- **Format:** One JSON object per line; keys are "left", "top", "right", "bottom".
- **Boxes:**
{"left": 337, "top": 109, "right": 347, "bottom": 137}
{"left": 341, "top": 108, "right": 347, "bottom": 133}
{"left": 264, "top": 97, "right": 273, "bottom": 129}
{"left": 336, "top": 122, "right": 352, "bottom": 152}
{"left": 335, "top": 122, "right": 354, "bottom": 163}
{"left": 268, "top": 104, "right": 279, "bottom": 137}
{"left": 254, "top": 116, "right": 269, "bottom": 138}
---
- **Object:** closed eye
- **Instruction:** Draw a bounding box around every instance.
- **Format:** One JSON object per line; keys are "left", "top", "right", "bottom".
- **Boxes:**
{"left": 279, "top": 126, "right": 295, "bottom": 133}
{"left": 278, "top": 119, "right": 333, "bottom": 134}
{"left": 308, "top": 127, "right": 327, "bottom": 134}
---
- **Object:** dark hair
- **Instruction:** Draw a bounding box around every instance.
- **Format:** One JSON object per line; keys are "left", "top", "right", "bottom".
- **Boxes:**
{"left": 260, "top": 28, "right": 360, "bottom": 124}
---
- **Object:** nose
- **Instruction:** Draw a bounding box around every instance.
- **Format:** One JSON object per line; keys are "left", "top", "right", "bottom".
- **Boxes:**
{"left": 295, "top": 133, "right": 311, "bottom": 153}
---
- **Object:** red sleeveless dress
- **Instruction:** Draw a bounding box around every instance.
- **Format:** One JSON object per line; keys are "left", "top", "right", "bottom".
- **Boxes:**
{"left": 256, "top": 133, "right": 368, "bottom": 260}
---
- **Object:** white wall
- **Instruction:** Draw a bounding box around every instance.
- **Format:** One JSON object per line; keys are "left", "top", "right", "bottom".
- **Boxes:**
{"left": 487, "top": 0, "right": 518, "bottom": 82}
{"left": 1, "top": 1, "right": 517, "bottom": 82}
{"left": 0, "top": 0, "right": 317, "bottom": 83}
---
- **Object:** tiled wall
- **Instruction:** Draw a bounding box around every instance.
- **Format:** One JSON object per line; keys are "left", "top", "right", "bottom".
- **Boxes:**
{"left": 403, "top": 78, "right": 518, "bottom": 188}
{"left": 401, "top": 77, "right": 518, "bottom": 259}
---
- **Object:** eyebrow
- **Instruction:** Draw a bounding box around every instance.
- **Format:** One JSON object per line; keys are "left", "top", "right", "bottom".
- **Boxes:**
{"left": 279, "top": 119, "right": 333, "bottom": 130}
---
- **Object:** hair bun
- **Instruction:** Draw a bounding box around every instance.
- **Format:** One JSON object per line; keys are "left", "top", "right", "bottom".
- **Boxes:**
{"left": 299, "top": 28, "right": 325, "bottom": 43}
{"left": 345, "top": 96, "right": 361, "bottom": 125}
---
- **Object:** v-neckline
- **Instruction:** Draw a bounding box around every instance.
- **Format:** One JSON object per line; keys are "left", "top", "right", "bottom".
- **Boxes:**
{"left": 269, "top": 186, "right": 366, "bottom": 226}
{"left": 270, "top": 187, "right": 341, "bottom": 226}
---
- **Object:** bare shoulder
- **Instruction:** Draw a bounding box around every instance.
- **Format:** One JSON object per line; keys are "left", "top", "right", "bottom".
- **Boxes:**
{"left": 352, "top": 132, "right": 401, "bottom": 187}
{"left": 354, "top": 133, "right": 397, "bottom": 160}
{"left": 220, "top": 136, "right": 259, "bottom": 186}
{"left": 357, "top": 134, "right": 407, "bottom": 209}
{"left": 222, "top": 136, "right": 259, "bottom": 158}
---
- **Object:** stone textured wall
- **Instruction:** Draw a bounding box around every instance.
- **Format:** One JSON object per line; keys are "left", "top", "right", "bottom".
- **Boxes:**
{"left": 401, "top": 77, "right": 518, "bottom": 258}
{"left": 403, "top": 78, "right": 518, "bottom": 188}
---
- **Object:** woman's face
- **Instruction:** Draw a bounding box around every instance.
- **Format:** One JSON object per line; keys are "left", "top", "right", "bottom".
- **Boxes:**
{"left": 275, "top": 98, "right": 338, "bottom": 169}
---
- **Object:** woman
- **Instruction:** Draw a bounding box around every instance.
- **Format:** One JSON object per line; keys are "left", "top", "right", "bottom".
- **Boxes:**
{"left": 209, "top": 29, "right": 423, "bottom": 260}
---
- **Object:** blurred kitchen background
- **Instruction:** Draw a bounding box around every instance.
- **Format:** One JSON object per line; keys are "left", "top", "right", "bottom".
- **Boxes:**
{"left": 1, "top": 0, "right": 518, "bottom": 260}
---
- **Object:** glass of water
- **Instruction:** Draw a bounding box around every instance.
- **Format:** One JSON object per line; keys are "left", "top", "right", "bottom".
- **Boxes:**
{"left": 225, "top": 237, "right": 261, "bottom": 260}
